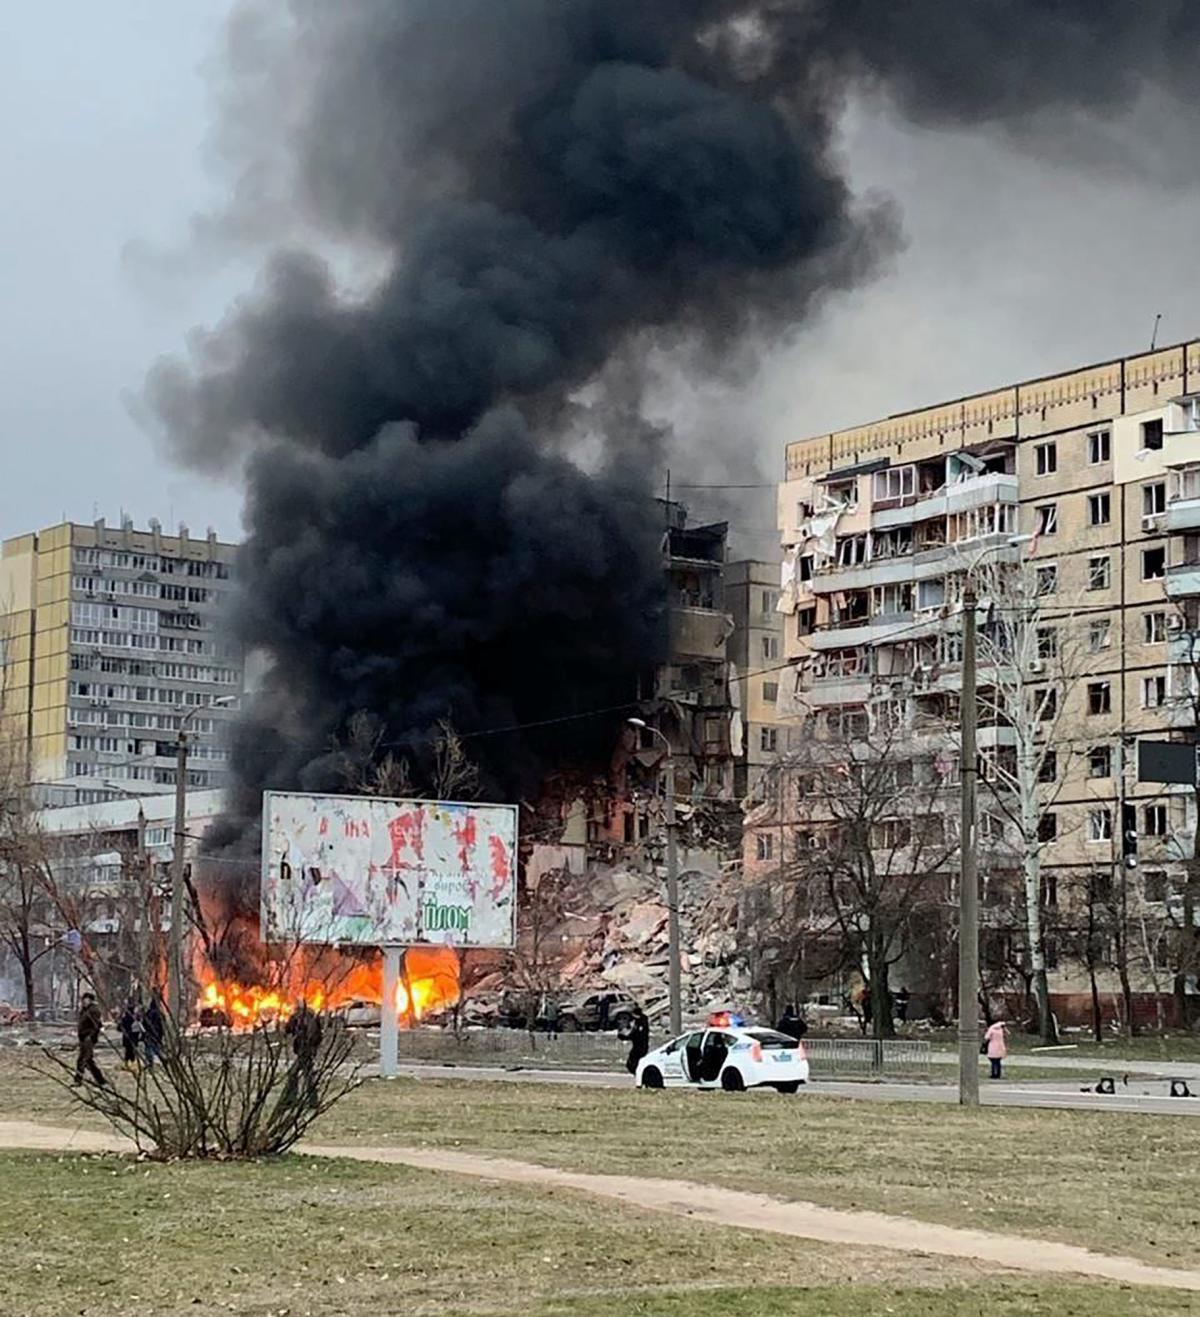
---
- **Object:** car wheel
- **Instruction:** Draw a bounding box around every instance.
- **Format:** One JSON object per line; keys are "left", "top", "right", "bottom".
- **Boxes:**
{"left": 774, "top": 1082, "right": 801, "bottom": 1094}
{"left": 720, "top": 1067, "right": 745, "bottom": 1093}
{"left": 558, "top": 1015, "right": 580, "bottom": 1033}
{"left": 640, "top": 1067, "right": 664, "bottom": 1089}
{"left": 612, "top": 1012, "right": 633, "bottom": 1034}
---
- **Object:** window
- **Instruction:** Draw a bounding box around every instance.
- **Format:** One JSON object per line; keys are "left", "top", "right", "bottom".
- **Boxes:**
{"left": 1143, "top": 547, "right": 1166, "bottom": 580}
{"left": 1143, "top": 870, "right": 1168, "bottom": 902}
{"left": 1038, "top": 750, "right": 1058, "bottom": 784}
{"left": 1088, "top": 429, "right": 1111, "bottom": 464}
{"left": 1088, "top": 555, "right": 1111, "bottom": 590}
{"left": 1088, "top": 745, "right": 1111, "bottom": 778}
{"left": 1033, "top": 688, "right": 1057, "bottom": 721}
{"left": 1144, "top": 804, "right": 1169, "bottom": 837}
{"left": 1088, "top": 681, "right": 1112, "bottom": 715}
{"left": 872, "top": 465, "right": 915, "bottom": 505}
{"left": 1143, "top": 482, "right": 1167, "bottom": 516}
{"left": 1088, "top": 809, "right": 1112, "bottom": 842}
{"left": 1036, "top": 563, "right": 1058, "bottom": 596}
{"left": 762, "top": 681, "right": 779, "bottom": 702}
{"left": 760, "top": 589, "right": 779, "bottom": 617}
{"left": 1044, "top": 938, "right": 1060, "bottom": 971}
{"left": 1142, "top": 418, "right": 1164, "bottom": 451}
{"left": 759, "top": 727, "right": 778, "bottom": 753}
{"left": 917, "top": 578, "right": 946, "bottom": 611}
{"left": 797, "top": 607, "right": 816, "bottom": 637}
{"left": 1088, "top": 619, "right": 1111, "bottom": 652}
{"left": 1138, "top": 795, "right": 1169, "bottom": 837}
{"left": 837, "top": 535, "right": 867, "bottom": 567}
{"left": 1035, "top": 504, "right": 1058, "bottom": 535}
{"left": 1036, "top": 626, "right": 1058, "bottom": 659}
{"left": 755, "top": 833, "right": 774, "bottom": 861}
{"left": 1038, "top": 813, "right": 1058, "bottom": 842}
{"left": 761, "top": 635, "right": 780, "bottom": 661}
{"left": 799, "top": 555, "right": 813, "bottom": 582}
{"left": 1142, "top": 675, "right": 1167, "bottom": 708}
{"left": 1144, "top": 612, "right": 1167, "bottom": 644}
{"left": 1035, "top": 442, "right": 1057, "bottom": 476}
{"left": 1085, "top": 492, "right": 1110, "bottom": 526}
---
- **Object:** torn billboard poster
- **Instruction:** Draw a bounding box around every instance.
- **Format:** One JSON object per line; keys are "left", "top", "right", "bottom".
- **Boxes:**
{"left": 261, "top": 791, "right": 517, "bottom": 947}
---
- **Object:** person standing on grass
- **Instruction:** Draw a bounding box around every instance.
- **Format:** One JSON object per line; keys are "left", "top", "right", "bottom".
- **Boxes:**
{"left": 984, "top": 1019, "right": 1009, "bottom": 1080}
{"left": 624, "top": 1005, "right": 650, "bottom": 1076}
{"left": 894, "top": 986, "right": 911, "bottom": 1025}
{"left": 73, "top": 992, "right": 107, "bottom": 1088}
{"left": 142, "top": 994, "right": 165, "bottom": 1068}
{"left": 118, "top": 997, "right": 142, "bottom": 1069}
{"left": 285, "top": 1000, "right": 324, "bottom": 1108}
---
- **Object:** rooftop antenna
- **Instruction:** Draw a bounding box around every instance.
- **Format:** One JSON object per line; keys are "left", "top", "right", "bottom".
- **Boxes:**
{"left": 1150, "top": 312, "right": 1163, "bottom": 352}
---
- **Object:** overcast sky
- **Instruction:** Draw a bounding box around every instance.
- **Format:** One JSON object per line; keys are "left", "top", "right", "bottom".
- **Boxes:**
{"left": 4, "top": 6, "right": 1199, "bottom": 552}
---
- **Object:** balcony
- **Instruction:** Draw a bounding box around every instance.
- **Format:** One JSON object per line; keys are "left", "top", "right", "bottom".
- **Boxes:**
{"left": 872, "top": 472, "right": 1019, "bottom": 531}
{"left": 809, "top": 612, "right": 915, "bottom": 651}
{"left": 1167, "top": 496, "right": 1200, "bottom": 534}
{"left": 803, "top": 678, "right": 872, "bottom": 708}
{"left": 669, "top": 607, "right": 733, "bottom": 658}
{"left": 1166, "top": 562, "right": 1200, "bottom": 599}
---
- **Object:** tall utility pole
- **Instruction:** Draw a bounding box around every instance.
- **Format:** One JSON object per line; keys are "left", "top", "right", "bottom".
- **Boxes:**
{"left": 665, "top": 747, "right": 681, "bottom": 1035}
{"left": 629, "top": 718, "right": 682, "bottom": 1033}
{"left": 958, "top": 579, "right": 980, "bottom": 1107}
{"left": 169, "top": 724, "right": 190, "bottom": 1020}
{"left": 169, "top": 696, "right": 234, "bottom": 1020}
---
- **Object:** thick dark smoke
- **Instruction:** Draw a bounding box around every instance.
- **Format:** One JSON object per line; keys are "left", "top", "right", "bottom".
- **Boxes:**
{"left": 152, "top": 1, "right": 1196, "bottom": 875}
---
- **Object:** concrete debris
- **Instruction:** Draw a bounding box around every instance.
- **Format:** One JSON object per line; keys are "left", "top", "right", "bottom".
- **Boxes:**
{"left": 511, "top": 859, "right": 752, "bottom": 1022}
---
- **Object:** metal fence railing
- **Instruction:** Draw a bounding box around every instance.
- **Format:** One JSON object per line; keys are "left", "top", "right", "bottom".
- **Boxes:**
{"left": 801, "top": 1036, "right": 932, "bottom": 1078}
{"left": 387, "top": 1028, "right": 933, "bottom": 1077}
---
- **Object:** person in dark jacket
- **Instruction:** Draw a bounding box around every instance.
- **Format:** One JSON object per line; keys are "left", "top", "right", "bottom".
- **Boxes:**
{"left": 142, "top": 995, "right": 165, "bottom": 1068}
{"left": 624, "top": 1006, "right": 650, "bottom": 1076}
{"left": 285, "top": 1001, "right": 324, "bottom": 1108}
{"left": 894, "top": 986, "right": 911, "bottom": 1025}
{"left": 118, "top": 998, "right": 142, "bottom": 1068}
{"left": 73, "top": 993, "right": 107, "bottom": 1087}
{"left": 775, "top": 1004, "right": 807, "bottom": 1041}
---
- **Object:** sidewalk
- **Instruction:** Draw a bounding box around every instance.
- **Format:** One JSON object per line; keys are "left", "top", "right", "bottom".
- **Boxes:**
{"left": 928, "top": 1049, "right": 1199, "bottom": 1078}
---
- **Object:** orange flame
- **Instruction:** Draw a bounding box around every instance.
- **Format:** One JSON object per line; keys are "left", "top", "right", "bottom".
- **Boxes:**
{"left": 197, "top": 945, "right": 461, "bottom": 1028}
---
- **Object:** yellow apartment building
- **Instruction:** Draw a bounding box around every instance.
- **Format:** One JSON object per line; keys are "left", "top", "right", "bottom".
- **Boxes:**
{"left": 753, "top": 341, "right": 1200, "bottom": 1023}
{"left": 0, "top": 517, "right": 241, "bottom": 803}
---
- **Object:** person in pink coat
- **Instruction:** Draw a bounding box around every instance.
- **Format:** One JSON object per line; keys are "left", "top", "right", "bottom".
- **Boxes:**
{"left": 984, "top": 1020, "right": 1009, "bottom": 1079}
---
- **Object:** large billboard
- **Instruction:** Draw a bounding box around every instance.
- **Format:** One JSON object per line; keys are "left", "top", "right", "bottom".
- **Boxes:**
{"left": 261, "top": 791, "right": 517, "bottom": 947}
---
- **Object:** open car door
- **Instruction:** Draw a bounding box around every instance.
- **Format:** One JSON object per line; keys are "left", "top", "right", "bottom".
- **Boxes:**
{"left": 682, "top": 1031, "right": 706, "bottom": 1083}
{"left": 697, "top": 1030, "right": 733, "bottom": 1085}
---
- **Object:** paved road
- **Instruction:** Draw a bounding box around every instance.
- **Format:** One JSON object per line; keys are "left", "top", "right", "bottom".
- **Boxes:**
{"left": 927, "top": 1049, "right": 1200, "bottom": 1078}
{"left": 377, "top": 1062, "right": 1200, "bottom": 1115}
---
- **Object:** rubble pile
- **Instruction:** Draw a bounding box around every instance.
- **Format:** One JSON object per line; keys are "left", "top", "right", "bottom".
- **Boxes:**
{"left": 543, "top": 861, "right": 751, "bottom": 1021}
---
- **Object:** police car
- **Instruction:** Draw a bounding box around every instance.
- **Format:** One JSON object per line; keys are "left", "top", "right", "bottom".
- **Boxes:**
{"left": 635, "top": 1015, "right": 809, "bottom": 1093}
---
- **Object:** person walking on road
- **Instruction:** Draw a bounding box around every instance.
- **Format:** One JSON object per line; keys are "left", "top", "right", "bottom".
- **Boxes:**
{"left": 624, "top": 1005, "right": 650, "bottom": 1076}
{"left": 984, "top": 1019, "right": 1009, "bottom": 1080}
{"left": 73, "top": 993, "right": 107, "bottom": 1088}
{"left": 142, "top": 994, "right": 165, "bottom": 1069}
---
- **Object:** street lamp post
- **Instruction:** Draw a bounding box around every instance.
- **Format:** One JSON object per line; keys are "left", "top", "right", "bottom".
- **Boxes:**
{"left": 629, "top": 718, "right": 681, "bottom": 1034}
{"left": 169, "top": 696, "right": 235, "bottom": 1020}
{"left": 102, "top": 782, "right": 150, "bottom": 995}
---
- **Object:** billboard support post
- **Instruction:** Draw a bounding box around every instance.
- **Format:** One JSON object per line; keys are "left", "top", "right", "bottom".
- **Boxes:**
{"left": 380, "top": 946, "right": 401, "bottom": 1079}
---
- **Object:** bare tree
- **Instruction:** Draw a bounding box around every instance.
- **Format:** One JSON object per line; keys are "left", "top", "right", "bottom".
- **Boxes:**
{"left": 758, "top": 724, "right": 958, "bottom": 1040}
{"left": 971, "top": 557, "right": 1098, "bottom": 1043}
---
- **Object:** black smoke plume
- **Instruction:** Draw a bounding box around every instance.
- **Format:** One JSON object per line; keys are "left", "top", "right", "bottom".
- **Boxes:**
{"left": 152, "top": 1, "right": 1191, "bottom": 878}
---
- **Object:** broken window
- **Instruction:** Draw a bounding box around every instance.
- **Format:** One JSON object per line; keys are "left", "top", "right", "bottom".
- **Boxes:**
{"left": 1142, "top": 546, "right": 1166, "bottom": 580}
{"left": 1088, "top": 492, "right": 1111, "bottom": 526}
{"left": 1088, "top": 555, "right": 1110, "bottom": 591}
{"left": 1142, "top": 418, "right": 1164, "bottom": 451}
{"left": 1088, "top": 429, "right": 1111, "bottom": 464}
{"left": 1035, "top": 442, "right": 1057, "bottom": 476}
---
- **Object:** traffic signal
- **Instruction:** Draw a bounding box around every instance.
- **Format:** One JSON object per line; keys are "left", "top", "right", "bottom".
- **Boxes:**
{"left": 1122, "top": 803, "right": 1138, "bottom": 869}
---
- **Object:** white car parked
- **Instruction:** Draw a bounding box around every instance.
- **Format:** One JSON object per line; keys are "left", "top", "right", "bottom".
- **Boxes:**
{"left": 635, "top": 1025, "right": 809, "bottom": 1093}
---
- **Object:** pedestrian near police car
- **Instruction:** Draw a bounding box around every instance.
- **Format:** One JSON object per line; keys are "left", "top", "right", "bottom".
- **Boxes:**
{"left": 624, "top": 1006, "right": 650, "bottom": 1075}
{"left": 984, "top": 1019, "right": 1009, "bottom": 1079}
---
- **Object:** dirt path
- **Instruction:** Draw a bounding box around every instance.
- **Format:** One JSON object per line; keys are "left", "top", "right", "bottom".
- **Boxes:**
{"left": 3, "top": 1119, "right": 1199, "bottom": 1293}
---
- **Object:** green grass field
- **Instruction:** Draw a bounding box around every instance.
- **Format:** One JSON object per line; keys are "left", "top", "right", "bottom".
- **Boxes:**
{"left": 3, "top": 1052, "right": 1200, "bottom": 1313}
{"left": 0, "top": 1150, "right": 1190, "bottom": 1317}
{"left": 321, "top": 1077, "right": 1200, "bottom": 1271}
